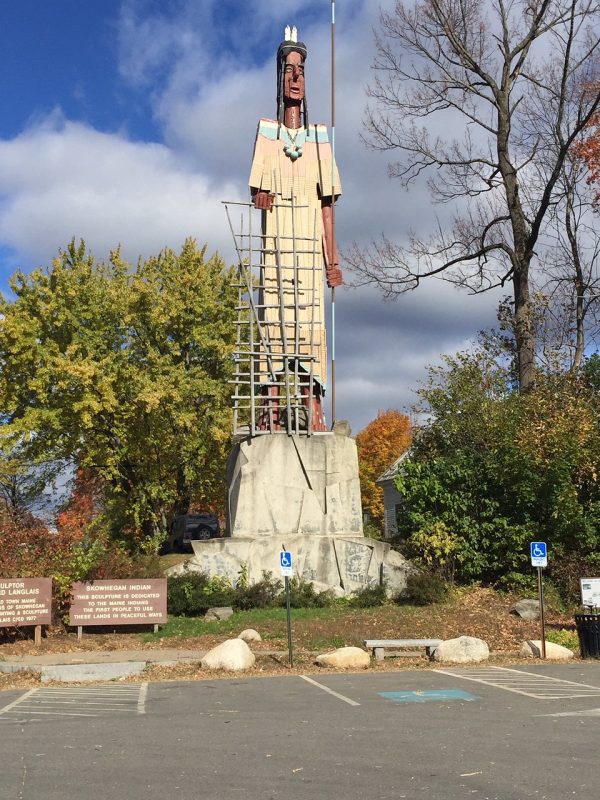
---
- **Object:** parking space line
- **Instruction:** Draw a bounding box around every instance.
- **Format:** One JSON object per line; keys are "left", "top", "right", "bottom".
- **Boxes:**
{"left": 8, "top": 710, "right": 100, "bottom": 717}
{"left": 0, "top": 689, "right": 38, "bottom": 715}
{"left": 137, "top": 682, "right": 148, "bottom": 714}
{"left": 300, "top": 675, "right": 360, "bottom": 706}
{"left": 0, "top": 684, "right": 145, "bottom": 718}
{"left": 541, "top": 707, "right": 600, "bottom": 717}
{"left": 434, "top": 666, "right": 600, "bottom": 699}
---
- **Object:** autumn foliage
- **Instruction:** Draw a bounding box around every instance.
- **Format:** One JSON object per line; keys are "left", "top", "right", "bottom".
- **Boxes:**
{"left": 574, "top": 99, "right": 600, "bottom": 203}
{"left": 355, "top": 410, "right": 412, "bottom": 531}
{"left": 0, "top": 471, "right": 159, "bottom": 622}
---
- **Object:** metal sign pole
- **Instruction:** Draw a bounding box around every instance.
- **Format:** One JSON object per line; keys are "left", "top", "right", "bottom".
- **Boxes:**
{"left": 330, "top": 0, "right": 337, "bottom": 426}
{"left": 280, "top": 545, "right": 294, "bottom": 666}
{"left": 538, "top": 566, "right": 546, "bottom": 659}
{"left": 285, "top": 576, "right": 293, "bottom": 667}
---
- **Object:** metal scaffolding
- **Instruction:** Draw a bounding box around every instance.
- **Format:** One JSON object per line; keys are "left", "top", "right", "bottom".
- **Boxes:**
{"left": 224, "top": 197, "right": 324, "bottom": 436}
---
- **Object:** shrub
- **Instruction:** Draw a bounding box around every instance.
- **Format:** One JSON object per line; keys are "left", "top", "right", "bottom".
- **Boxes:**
{"left": 546, "top": 628, "right": 579, "bottom": 651}
{"left": 398, "top": 572, "right": 448, "bottom": 606}
{"left": 167, "top": 573, "right": 236, "bottom": 616}
{"left": 234, "top": 571, "right": 282, "bottom": 611}
{"left": 348, "top": 584, "right": 387, "bottom": 608}
{"left": 363, "top": 521, "right": 384, "bottom": 541}
{"left": 279, "top": 576, "right": 336, "bottom": 609}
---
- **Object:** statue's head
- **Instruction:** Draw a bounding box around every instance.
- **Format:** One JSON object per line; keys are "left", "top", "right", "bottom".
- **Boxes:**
{"left": 276, "top": 26, "right": 308, "bottom": 128}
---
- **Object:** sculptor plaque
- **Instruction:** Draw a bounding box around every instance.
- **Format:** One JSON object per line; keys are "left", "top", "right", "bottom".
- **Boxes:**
{"left": 0, "top": 578, "right": 52, "bottom": 627}
{"left": 70, "top": 579, "right": 167, "bottom": 626}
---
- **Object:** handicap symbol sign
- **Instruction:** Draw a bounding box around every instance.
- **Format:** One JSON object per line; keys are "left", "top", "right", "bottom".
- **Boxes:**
{"left": 280, "top": 551, "right": 293, "bottom": 576}
{"left": 530, "top": 541, "right": 547, "bottom": 567}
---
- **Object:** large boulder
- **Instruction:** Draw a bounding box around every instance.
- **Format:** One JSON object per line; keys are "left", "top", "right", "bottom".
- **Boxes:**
{"left": 433, "top": 636, "right": 490, "bottom": 664}
{"left": 237, "top": 628, "right": 262, "bottom": 643}
{"left": 205, "top": 606, "right": 234, "bottom": 621}
{"left": 512, "top": 599, "right": 542, "bottom": 620}
{"left": 201, "top": 639, "right": 256, "bottom": 671}
{"left": 315, "top": 646, "right": 370, "bottom": 669}
{"left": 520, "top": 640, "right": 574, "bottom": 660}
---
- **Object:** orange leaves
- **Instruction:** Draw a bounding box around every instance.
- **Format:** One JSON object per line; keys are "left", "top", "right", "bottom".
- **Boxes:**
{"left": 55, "top": 468, "right": 101, "bottom": 538}
{"left": 574, "top": 101, "right": 600, "bottom": 203}
{"left": 355, "top": 409, "right": 412, "bottom": 529}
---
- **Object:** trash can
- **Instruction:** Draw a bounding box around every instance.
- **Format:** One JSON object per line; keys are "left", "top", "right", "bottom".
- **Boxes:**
{"left": 574, "top": 613, "right": 600, "bottom": 659}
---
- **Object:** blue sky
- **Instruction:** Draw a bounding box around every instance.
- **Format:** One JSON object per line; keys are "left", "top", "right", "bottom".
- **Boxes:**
{"left": 2, "top": 2, "right": 133, "bottom": 137}
{"left": 0, "top": 0, "right": 500, "bottom": 431}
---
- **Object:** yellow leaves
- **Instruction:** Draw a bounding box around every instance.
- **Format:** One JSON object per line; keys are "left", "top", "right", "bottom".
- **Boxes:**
{"left": 356, "top": 410, "right": 412, "bottom": 528}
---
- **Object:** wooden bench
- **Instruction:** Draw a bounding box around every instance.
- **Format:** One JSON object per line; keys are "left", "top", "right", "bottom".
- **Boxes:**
{"left": 364, "top": 639, "right": 442, "bottom": 661}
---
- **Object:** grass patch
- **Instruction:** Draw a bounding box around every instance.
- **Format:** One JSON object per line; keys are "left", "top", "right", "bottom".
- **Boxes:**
{"left": 141, "top": 606, "right": 348, "bottom": 643}
{"left": 546, "top": 628, "right": 579, "bottom": 651}
{"left": 158, "top": 554, "right": 191, "bottom": 574}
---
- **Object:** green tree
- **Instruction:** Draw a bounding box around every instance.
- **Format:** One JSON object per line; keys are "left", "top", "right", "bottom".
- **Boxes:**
{"left": 396, "top": 346, "right": 600, "bottom": 593}
{"left": 0, "top": 239, "right": 237, "bottom": 551}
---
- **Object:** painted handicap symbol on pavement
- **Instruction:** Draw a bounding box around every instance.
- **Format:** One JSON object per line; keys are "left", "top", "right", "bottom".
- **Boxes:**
{"left": 379, "top": 689, "right": 479, "bottom": 703}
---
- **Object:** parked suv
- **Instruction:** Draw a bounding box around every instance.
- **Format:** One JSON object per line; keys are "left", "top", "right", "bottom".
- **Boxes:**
{"left": 165, "top": 513, "right": 220, "bottom": 552}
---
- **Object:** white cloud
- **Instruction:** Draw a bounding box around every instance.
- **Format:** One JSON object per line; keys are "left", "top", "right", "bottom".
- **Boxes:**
{"left": 0, "top": 115, "right": 240, "bottom": 267}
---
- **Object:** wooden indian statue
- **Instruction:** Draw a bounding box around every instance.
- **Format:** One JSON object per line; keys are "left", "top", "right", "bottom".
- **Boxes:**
{"left": 249, "top": 26, "right": 342, "bottom": 432}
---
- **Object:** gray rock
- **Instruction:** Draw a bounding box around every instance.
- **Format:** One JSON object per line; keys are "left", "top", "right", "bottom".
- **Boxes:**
{"left": 512, "top": 599, "right": 542, "bottom": 620}
{"left": 520, "top": 640, "right": 574, "bottom": 660}
{"left": 237, "top": 628, "right": 262, "bottom": 643}
{"left": 315, "top": 646, "right": 370, "bottom": 669}
{"left": 433, "top": 636, "right": 490, "bottom": 664}
{"left": 205, "top": 606, "right": 234, "bottom": 621}
{"left": 201, "top": 638, "right": 255, "bottom": 671}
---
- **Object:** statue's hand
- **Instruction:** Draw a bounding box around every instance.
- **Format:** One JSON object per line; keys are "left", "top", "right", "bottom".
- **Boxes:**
{"left": 253, "top": 190, "right": 275, "bottom": 211}
{"left": 326, "top": 266, "right": 343, "bottom": 288}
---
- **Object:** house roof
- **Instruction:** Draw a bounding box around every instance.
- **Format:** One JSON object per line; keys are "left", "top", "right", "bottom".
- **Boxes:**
{"left": 376, "top": 449, "right": 412, "bottom": 484}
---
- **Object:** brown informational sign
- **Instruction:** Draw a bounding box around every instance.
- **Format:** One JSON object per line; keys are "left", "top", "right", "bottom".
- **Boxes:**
{"left": 0, "top": 578, "right": 53, "bottom": 627}
{"left": 70, "top": 579, "right": 167, "bottom": 626}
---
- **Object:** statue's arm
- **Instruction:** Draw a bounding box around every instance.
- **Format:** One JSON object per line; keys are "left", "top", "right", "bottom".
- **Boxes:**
{"left": 322, "top": 198, "right": 342, "bottom": 288}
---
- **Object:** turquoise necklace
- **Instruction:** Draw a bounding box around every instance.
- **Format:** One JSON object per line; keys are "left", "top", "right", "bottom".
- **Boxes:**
{"left": 282, "top": 126, "right": 306, "bottom": 161}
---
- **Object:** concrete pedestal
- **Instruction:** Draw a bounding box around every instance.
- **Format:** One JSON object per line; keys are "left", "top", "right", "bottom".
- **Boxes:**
{"left": 166, "top": 534, "right": 410, "bottom": 597}
{"left": 227, "top": 431, "right": 363, "bottom": 538}
{"left": 166, "top": 430, "right": 411, "bottom": 597}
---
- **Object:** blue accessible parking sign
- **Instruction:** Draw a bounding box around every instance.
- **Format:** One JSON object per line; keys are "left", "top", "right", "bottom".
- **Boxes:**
{"left": 530, "top": 542, "right": 547, "bottom": 568}
{"left": 279, "top": 551, "right": 293, "bottom": 577}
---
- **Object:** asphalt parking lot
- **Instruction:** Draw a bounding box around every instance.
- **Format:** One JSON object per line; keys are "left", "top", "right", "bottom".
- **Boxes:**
{"left": 1, "top": 663, "right": 599, "bottom": 800}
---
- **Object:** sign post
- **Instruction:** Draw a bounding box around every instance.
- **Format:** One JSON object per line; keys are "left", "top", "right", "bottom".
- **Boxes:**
{"left": 280, "top": 548, "right": 293, "bottom": 666}
{"left": 530, "top": 542, "right": 548, "bottom": 659}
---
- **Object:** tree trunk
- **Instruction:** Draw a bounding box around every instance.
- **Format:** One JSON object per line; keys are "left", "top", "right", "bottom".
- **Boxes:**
{"left": 513, "top": 266, "right": 536, "bottom": 392}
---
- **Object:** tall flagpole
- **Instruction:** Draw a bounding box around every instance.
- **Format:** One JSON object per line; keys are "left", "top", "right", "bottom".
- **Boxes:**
{"left": 330, "top": 0, "right": 337, "bottom": 426}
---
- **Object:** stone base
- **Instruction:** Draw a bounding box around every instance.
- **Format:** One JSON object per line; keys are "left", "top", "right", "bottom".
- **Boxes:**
{"left": 227, "top": 432, "right": 363, "bottom": 538}
{"left": 166, "top": 534, "right": 411, "bottom": 598}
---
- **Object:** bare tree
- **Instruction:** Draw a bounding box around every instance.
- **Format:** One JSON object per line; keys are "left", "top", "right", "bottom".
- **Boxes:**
{"left": 538, "top": 153, "right": 600, "bottom": 371}
{"left": 348, "top": 0, "right": 600, "bottom": 390}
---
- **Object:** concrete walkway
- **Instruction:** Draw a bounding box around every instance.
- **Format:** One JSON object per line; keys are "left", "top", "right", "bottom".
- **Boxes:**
{"left": 0, "top": 647, "right": 206, "bottom": 682}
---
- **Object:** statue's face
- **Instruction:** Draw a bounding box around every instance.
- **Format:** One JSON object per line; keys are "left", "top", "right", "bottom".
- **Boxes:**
{"left": 283, "top": 51, "right": 305, "bottom": 102}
